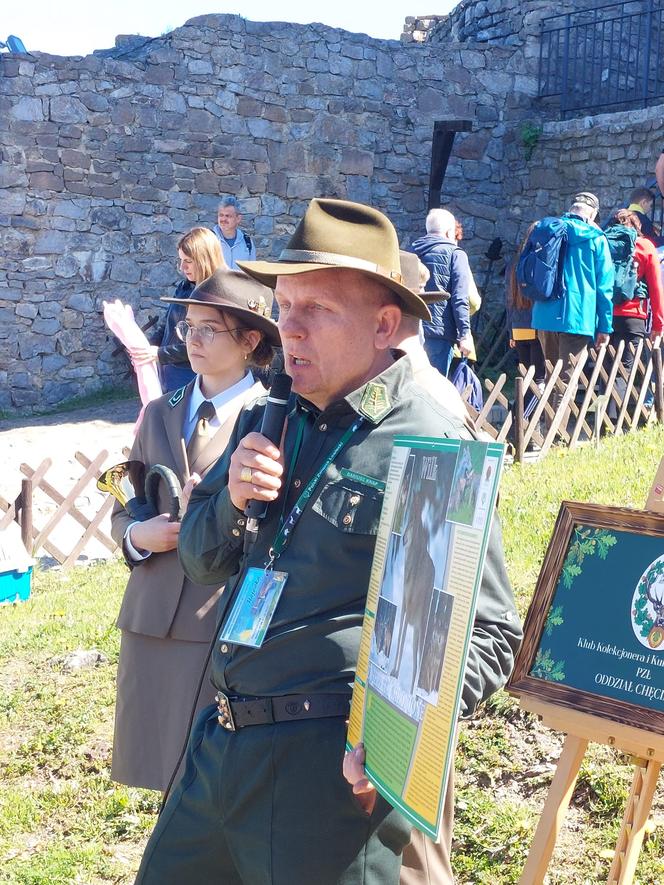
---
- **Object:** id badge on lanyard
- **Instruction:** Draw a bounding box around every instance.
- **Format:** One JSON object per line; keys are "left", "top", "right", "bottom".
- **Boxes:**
{"left": 218, "top": 567, "right": 289, "bottom": 648}
{"left": 218, "top": 415, "right": 365, "bottom": 649}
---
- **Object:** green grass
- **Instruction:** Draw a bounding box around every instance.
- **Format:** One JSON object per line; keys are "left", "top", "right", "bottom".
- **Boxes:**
{"left": 2, "top": 429, "right": 664, "bottom": 882}
{"left": 0, "top": 561, "right": 159, "bottom": 884}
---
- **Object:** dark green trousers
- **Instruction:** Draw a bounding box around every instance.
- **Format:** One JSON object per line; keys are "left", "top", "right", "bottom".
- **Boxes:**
{"left": 135, "top": 705, "right": 411, "bottom": 885}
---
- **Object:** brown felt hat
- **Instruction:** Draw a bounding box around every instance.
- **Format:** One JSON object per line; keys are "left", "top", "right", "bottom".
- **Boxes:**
{"left": 238, "top": 198, "right": 431, "bottom": 321}
{"left": 161, "top": 268, "right": 281, "bottom": 347}
{"left": 398, "top": 250, "right": 450, "bottom": 306}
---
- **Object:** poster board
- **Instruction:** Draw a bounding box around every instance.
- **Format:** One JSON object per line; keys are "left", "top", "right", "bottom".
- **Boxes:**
{"left": 347, "top": 435, "right": 504, "bottom": 838}
{"left": 509, "top": 501, "right": 664, "bottom": 736}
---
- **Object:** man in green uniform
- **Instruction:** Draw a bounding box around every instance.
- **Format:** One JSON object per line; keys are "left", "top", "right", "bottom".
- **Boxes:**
{"left": 134, "top": 198, "right": 521, "bottom": 885}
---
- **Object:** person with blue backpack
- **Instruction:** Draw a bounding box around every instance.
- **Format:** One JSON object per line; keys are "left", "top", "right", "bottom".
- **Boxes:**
{"left": 519, "top": 192, "right": 614, "bottom": 420}
{"left": 603, "top": 209, "right": 664, "bottom": 419}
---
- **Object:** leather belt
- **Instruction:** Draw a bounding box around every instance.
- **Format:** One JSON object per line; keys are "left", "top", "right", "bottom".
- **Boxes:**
{"left": 215, "top": 691, "right": 350, "bottom": 731}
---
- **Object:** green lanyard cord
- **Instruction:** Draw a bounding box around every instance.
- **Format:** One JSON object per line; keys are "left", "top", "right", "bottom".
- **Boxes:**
{"left": 268, "top": 415, "right": 365, "bottom": 563}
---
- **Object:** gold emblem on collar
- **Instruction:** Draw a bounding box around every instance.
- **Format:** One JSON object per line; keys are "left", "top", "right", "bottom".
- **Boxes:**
{"left": 359, "top": 382, "right": 390, "bottom": 422}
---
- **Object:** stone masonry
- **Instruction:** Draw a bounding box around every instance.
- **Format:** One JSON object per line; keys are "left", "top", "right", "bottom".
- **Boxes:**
{"left": 402, "top": 0, "right": 607, "bottom": 46}
{"left": 0, "top": 12, "right": 540, "bottom": 413}
{"left": 2, "top": 3, "right": 662, "bottom": 414}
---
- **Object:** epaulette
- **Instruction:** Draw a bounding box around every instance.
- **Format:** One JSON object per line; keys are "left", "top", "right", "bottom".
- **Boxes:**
{"left": 168, "top": 386, "right": 186, "bottom": 408}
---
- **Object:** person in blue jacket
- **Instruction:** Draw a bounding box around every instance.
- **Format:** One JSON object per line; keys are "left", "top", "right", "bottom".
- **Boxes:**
{"left": 412, "top": 208, "right": 474, "bottom": 377}
{"left": 531, "top": 192, "right": 614, "bottom": 413}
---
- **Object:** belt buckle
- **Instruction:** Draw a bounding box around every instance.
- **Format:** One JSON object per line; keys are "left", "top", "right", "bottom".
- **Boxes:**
{"left": 216, "top": 692, "right": 236, "bottom": 731}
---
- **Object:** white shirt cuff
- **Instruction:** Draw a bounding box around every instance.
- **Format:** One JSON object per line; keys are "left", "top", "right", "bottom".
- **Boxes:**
{"left": 124, "top": 522, "right": 152, "bottom": 562}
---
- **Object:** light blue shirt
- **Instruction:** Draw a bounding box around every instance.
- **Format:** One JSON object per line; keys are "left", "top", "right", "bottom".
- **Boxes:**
{"left": 184, "top": 371, "right": 256, "bottom": 444}
{"left": 212, "top": 225, "right": 256, "bottom": 270}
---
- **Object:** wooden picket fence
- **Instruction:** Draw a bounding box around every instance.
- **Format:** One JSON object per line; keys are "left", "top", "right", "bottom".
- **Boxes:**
{"left": 0, "top": 448, "right": 130, "bottom": 569}
{"left": 463, "top": 340, "right": 664, "bottom": 461}
{"left": 2, "top": 339, "right": 660, "bottom": 565}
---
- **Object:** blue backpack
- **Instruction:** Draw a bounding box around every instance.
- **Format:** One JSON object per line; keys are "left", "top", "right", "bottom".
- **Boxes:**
{"left": 516, "top": 217, "right": 568, "bottom": 302}
{"left": 603, "top": 223, "right": 639, "bottom": 304}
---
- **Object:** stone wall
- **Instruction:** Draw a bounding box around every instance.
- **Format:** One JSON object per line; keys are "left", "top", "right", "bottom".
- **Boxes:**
{"left": 405, "top": 0, "right": 607, "bottom": 47}
{"left": 502, "top": 104, "right": 664, "bottom": 267}
{"left": 0, "top": 13, "right": 539, "bottom": 412}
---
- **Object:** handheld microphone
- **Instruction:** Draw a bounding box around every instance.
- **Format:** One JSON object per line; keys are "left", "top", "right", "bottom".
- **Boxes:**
{"left": 243, "top": 373, "right": 292, "bottom": 552}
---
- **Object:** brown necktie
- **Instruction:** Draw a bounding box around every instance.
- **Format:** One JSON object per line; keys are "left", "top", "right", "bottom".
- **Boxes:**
{"left": 187, "top": 400, "right": 216, "bottom": 468}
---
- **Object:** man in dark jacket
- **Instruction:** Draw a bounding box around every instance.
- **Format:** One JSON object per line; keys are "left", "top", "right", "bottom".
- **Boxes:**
{"left": 134, "top": 198, "right": 521, "bottom": 885}
{"left": 412, "top": 209, "right": 474, "bottom": 377}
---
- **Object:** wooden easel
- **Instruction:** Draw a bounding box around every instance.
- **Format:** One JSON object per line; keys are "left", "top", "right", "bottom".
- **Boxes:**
{"left": 519, "top": 470, "right": 664, "bottom": 885}
{"left": 518, "top": 697, "right": 664, "bottom": 885}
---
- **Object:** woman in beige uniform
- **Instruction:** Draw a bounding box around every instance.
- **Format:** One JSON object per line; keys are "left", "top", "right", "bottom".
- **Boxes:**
{"left": 110, "top": 268, "right": 280, "bottom": 791}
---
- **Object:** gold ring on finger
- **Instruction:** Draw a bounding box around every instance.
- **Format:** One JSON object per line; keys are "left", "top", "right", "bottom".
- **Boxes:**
{"left": 240, "top": 466, "right": 253, "bottom": 484}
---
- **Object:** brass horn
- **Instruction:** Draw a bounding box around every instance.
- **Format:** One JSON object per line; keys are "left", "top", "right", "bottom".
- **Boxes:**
{"left": 97, "top": 460, "right": 183, "bottom": 522}
{"left": 97, "top": 460, "right": 152, "bottom": 521}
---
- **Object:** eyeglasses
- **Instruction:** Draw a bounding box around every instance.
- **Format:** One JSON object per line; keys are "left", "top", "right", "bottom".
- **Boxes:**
{"left": 175, "top": 320, "right": 242, "bottom": 344}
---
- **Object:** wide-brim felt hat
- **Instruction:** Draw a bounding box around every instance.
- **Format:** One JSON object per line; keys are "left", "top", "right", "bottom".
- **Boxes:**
{"left": 398, "top": 250, "right": 450, "bottom": 304}
{"left": 238, "top": 198, "right": 431, "bottom": 321}
{"left": 161, "top": 268, "right": 281, "bottom": 347}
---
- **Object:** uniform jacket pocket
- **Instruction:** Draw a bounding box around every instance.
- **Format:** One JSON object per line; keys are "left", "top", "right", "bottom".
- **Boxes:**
{"left": 312, "top": 478, "right": 383, "bottom": 535}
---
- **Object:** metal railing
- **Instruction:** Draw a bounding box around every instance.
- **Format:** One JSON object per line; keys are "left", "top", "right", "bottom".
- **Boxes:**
{"left": 539, "top": 0, "right": 664, "bottom": 116}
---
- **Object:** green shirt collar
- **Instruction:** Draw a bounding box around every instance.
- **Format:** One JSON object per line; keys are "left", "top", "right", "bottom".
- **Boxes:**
{"left": 293, "top": 351, "right": 412, "bottom": 425}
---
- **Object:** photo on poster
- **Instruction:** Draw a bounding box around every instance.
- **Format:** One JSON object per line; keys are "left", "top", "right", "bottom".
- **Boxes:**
{"left": 473, "top": 456, "right": 501, "bottom": 530}
{"left": 416, "top": 589, "right": 455, "bottom": 705}
{"left": 391, "top": 453, "right": 416, "bottom": 536}
{"left": 370, "top": 597, "right": 398, "bottom": 673}
{"left": 379, "top": 530, "right": 405, "bottom": 605}
{"left": 446, "top": 440, "right": 487, "bottom": 527}
{"left": 369, "top": 447, "right": 457, "bottom": 718}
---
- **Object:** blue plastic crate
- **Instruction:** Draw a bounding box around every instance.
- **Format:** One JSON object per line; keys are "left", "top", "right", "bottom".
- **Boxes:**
{"left": 0, "top": 567, "right": 32, "bottom": 604}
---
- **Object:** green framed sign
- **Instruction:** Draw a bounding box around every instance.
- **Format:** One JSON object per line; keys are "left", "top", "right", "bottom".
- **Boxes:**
{"left": 509, "top": 502, "right": 664, "bottom": 735}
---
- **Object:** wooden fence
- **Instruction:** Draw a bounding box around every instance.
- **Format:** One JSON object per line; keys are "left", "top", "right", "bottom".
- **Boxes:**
{"left": 2, "top": 338, "right": 661, "bottom": 565}
{"left": 1, "top": 448, "right": 130, "bottom": 569}
{"left": 464, "top": 340, "right": 663, "bottom": 462}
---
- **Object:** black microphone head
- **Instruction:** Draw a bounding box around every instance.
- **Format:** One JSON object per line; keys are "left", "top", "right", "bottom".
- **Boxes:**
{"left": 269, "top": 373, "right": 292, "bottom": 401}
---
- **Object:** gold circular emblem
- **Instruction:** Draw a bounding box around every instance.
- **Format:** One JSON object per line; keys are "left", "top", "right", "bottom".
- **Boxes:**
{"left": 648, "top": 626, "right": 664, "bottom": 649}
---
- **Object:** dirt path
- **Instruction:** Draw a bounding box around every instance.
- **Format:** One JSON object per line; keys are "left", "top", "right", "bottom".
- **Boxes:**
{"left": 0, "top": 397, "right": 141, "bottom": 566}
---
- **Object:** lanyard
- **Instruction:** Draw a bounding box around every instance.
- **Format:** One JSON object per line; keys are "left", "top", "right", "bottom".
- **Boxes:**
{"left": 266, "top": 415, "right": 365, "bottom": 566}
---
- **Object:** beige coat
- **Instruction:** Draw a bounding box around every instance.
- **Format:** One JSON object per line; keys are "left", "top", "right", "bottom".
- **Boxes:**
{"left": 110, "top": 379, "right": 266, "bottom": 642}
{"left": 110, "top": 378, "right": 266, "bottom": 791}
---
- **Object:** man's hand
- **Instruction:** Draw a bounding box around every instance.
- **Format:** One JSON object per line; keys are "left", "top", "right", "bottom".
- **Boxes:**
{"left": 650, "top": 332, "right": 662, "bottom": 347}
{"left": 342, "top": 743, "right": 377, "bottom": 815}
{"left": 128, "top": 344, "right": 159, "bottom": 366}
{"left": 228, "top": 432, "right": 284, "bottom": 511}
{"left": 457, "top": 335, "right": 474, "bottom": 358}
{"left": 129, "top": 514, "right": 180, "bottom": 553}
{"left": 595, "top": 332, "right": 610, "bottom": 348}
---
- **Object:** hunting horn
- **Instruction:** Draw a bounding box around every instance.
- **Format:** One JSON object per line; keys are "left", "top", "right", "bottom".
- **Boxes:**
{"left": 97, "top": 461, "right": 183, "bottom": 522}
